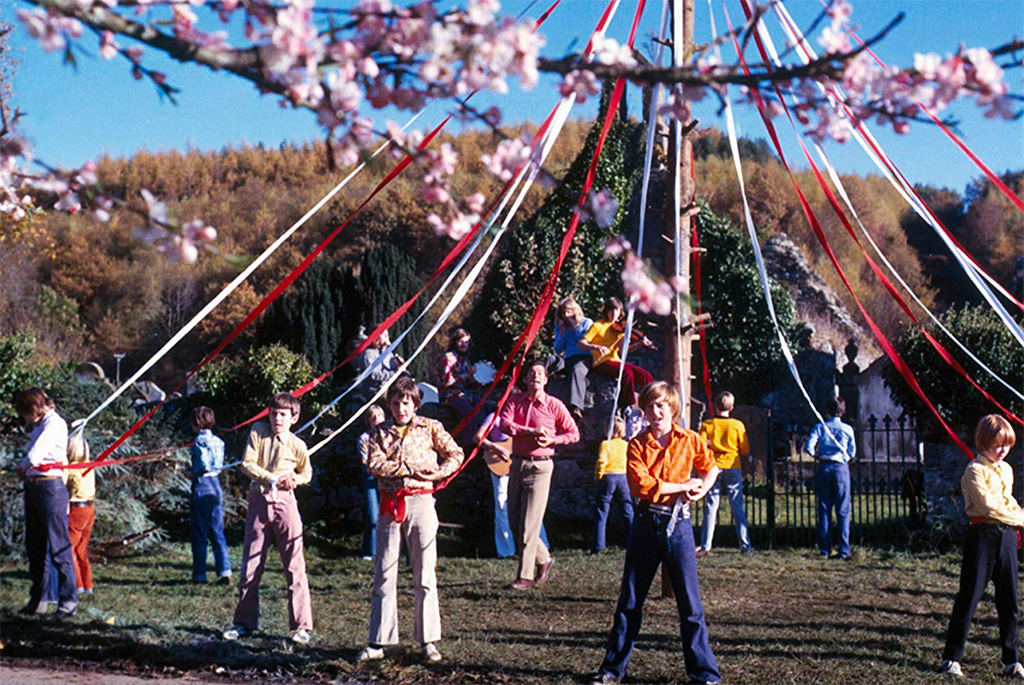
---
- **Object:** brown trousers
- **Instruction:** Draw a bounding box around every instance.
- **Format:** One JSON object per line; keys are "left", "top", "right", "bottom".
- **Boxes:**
{"left": 232, "top": 488, "right": 312, "bottom": 631}
{"left": 508, "top": 457, "right": 553, "bottom": 581}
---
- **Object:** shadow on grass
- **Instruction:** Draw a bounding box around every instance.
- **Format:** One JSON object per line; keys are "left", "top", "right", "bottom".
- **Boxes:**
{"left": 0, "top": 612, "right": 348, "bottom": 678}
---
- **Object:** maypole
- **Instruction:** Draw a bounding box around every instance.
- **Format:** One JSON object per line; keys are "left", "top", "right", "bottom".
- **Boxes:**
{"left": 663, "top": 0, "right": 697, "bottom": 426}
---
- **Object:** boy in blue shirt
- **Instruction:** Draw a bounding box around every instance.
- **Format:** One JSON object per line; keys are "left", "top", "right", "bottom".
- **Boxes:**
{"left": 804, "top": 396, "right": 856, "bottom": 560}
{"left": 189, "top": 406, "right": 232, "bottom": 584}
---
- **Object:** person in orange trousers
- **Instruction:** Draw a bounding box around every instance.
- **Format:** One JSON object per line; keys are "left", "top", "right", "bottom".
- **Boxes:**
{"left": 66, "top": 423, "right": 95, "bottom": 596}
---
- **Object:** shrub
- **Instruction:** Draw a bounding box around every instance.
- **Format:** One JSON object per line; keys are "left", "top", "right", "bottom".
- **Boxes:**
{"left": 883, "top": 305, "right": 1023, "bottom": 433}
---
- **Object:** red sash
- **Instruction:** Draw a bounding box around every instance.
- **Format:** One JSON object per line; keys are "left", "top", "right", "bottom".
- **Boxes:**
{"left": 380, "top": 491, "right": 406, "bottom": 523}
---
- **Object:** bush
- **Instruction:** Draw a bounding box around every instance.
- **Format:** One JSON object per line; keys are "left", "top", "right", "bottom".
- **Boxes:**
{"left": 692, "top": 201, "right": 797, "bottom": 404}
{"left": 196, "top": 343, "right": 320, "bottom": 426}
{"left": 883, "top": 305, "right": 1023, "bottom": 433}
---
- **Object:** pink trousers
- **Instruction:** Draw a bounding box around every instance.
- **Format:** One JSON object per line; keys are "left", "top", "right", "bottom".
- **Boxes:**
{"left": 232, "top": 488, "right": 312, "bottom": 631}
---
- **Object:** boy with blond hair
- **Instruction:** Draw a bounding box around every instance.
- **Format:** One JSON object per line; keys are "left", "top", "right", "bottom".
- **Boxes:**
{"left": 592, "top": 382, "right": 721, "bottom": 685}
{"left": 593, "top": 416, "right": 633, "bottom": 554}
{"left": 940, "top": 414, "right": 1023, "bottom": 678}
{"left": 224, "top": 393, "right": 313, "bottom": 644}
{"left": 697, "top": 391, "right": 752, "bottom": 556}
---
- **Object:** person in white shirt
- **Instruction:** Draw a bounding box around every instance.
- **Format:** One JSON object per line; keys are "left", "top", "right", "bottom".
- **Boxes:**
{"left": 15, "top": 387, "right": 78, "bottom": 618}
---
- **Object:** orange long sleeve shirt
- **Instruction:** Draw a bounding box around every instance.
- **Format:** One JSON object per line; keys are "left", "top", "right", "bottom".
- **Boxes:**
{"left": 627, "top": 425, "right": 716, "bottom": 505}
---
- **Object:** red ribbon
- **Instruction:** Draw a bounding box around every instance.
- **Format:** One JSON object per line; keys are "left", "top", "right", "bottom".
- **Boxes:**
{"left": 379, "top": 490, "right": 407, "bottom": 523}
{"left": 693, "top": 222, "right": 713, "bottom": 410}
{"left": 90, "top": 0, "right": 568, "bottom": 464}
{"left": 728, "top": 0, "right": 974, "bottom": 459}
{"left": 396, "top": 0, "right": 649, "bottom": 498}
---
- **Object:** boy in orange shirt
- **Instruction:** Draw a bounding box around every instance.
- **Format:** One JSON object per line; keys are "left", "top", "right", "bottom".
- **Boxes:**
{"left": 592, "top": 382, "right": 721, "bottom": 685}
{"left": 697, "top": 391, "right": 752, "bottom": 556}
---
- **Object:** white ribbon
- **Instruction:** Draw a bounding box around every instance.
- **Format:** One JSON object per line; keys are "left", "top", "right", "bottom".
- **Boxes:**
{"left": 77, "top": 109, "right": 427, "bottom": 431}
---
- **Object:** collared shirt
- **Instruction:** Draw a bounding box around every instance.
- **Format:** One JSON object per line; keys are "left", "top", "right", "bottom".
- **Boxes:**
{"left": 627, "top": 425, "right": 716, "bottom": 505}
{"left": 963, "top": 454, "right": 1024, "bottom": 528}
{"left": 191, "top": 429, "right": 225, "bottom": 477}
{"left": 367, "top": 415, "right": 464, "bottom": 492}
{"left": 583, "top": 320, "right": 623, "bottom": 364}
{"left": 240, "top": 421, "right": 311, "bottom": 495}
{"left": 499, "top": 390, "right": 580, "bottom": 458}
{"left": 804, "top": 417, "right": 856, "bottom": 463}
{"left": 554, "top": 317, "right": 594, "bottom": 359}
{"left": 700, "top": 417, "right": 750, "bottom": 470}
{"left": 596, "top": 438, "right": 628, "bottom": 478}
{"left": 20, "top": 409, "right": 68, "bottom": 478}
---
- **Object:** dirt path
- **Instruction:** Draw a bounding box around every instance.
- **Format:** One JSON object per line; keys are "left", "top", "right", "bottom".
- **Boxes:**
{"left": 0, "top": 662, "right": 244, "bottom": 683}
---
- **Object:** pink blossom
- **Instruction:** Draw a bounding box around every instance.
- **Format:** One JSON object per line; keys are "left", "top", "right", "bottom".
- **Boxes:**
{"left": 621, "top": 254, "right": 677, "bottom": 317}
{"left": 913, "top": 53, "right": 941, "bottom": 80}
{"left": 465, "top": 0, "right": 501, "bottom": 26}
{"left": 161, "top": 234, "right": 199, "bottom": 264}
{"left": 581, "top": 188, "right": 619, "bottom": 229}
{"left": 559, "top": 69, "right": 601, "bottom": 104}
{"left": 603, "top": 235, "right": 631, "bottom": 258}
{"left": 428, "top": 210, "right": 479, "bottom": 240}
{"left": 183, "top": 219, "right": 217, "bottom": 242}
{"left": 590, "top": 34, "right": 636, "bottom": 68}
{"left": 74, "top": 161, "right": 98, "bottom": 187}
{"left": 481, "top": 137, "right": 531, "bottom": 182}
{"left": 464, "top": 192, "right": 486, "bottom": 214}
{"left": 818, "top": 25, "right": 850, "bottom": 54}
{"left": 99, "top": 31, "right": 119, "bottom": 60}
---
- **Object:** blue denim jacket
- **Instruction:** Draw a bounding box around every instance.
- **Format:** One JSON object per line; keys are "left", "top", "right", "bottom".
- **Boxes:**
{"left": 191, "top": 429, "right": 225, "bottom": 477}
{"left": 805, "top": 417, "right": 855, "bottom": 463}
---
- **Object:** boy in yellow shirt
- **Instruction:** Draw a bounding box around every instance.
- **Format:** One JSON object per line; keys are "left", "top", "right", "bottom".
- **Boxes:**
{"left": 696, "top": 392, "right": 752, "bottom": 557}
{"left": 939, "top": 414, "right": 1023, "bottom": 678}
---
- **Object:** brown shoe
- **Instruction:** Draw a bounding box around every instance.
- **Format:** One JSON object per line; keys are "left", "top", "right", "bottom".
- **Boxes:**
{"left": 695, "top": 548, "right": 710, "bottom": 559}
{"left": 510, "top": 578, "right": 533, "bottom": 590}
{"left": 536, "top": 558, "right": 555, "bottom": 585}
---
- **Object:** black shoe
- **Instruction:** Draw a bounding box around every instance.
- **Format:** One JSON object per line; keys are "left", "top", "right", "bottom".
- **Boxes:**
{"left": 216, "top": 576, "right": 232, "bottom": 586}
{"left": 49, "top": 608, "right": 77, "bottom": 620}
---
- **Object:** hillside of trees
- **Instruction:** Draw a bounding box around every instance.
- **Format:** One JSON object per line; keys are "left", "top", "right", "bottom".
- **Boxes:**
{"left": 2, "top": 115, "right": 1020, "bottom": 395}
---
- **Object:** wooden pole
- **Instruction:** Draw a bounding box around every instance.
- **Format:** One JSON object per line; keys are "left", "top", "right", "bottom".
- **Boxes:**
{"left": 661, "top": 0, "right": 696, "bottom": 602}
{"left": 663, "top": 0, "right": 696, "bottom": 428}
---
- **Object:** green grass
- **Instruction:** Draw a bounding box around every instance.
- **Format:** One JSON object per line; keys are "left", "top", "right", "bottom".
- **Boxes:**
{"left": 0, "top": 532, "right": 1017, "bottom": 683}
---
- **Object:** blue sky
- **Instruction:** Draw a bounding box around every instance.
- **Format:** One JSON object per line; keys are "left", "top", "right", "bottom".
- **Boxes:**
{"left": 10, "top": 0, "right": 1024, "bottom": 193}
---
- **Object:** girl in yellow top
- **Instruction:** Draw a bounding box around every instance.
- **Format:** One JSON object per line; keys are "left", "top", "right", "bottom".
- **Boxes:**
{"left": 593, "top": 417, "right": 634, "bottom": 553}
{"left": 697, "top": 391, "right": 752, "bottom": 556}
{"left": 66, "top": 425, "right": 96, "bottom": 595}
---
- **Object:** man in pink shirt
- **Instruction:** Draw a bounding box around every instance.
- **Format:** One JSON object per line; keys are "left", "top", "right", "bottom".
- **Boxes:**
{"left": 499, "top": 359, "right": 580, "bottom": 590}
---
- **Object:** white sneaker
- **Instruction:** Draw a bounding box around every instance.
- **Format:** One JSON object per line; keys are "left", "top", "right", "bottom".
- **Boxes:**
{"left": 357, "top": 645, "right": 384, "bottom": 662}
{"left": 291, "top": 629, "right": 311, "bottom": 644}
{"left": 223, "top": 625, "right": 249, "bottom": 641}
{"left": 1003, "top": 662, "right": 1024, "bottom": 679}
{"left": 423, "top": 642, "right": 442, "bottom": 663}
{"left": 939, "top": 660, "right": 963, "bottom": 677}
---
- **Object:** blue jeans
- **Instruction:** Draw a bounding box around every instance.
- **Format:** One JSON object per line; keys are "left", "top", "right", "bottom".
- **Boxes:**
{"left": 598, "top": 503, "right": 720, "bottom": 683}
{"left": 593, "top": 474, "right": 634, "bottom": 552}
{"left": 362, "top": 473, "right": 379, "bottom": 558}
{"left": 816, "top": 461, "right": 851, "bottom": 557}
{"left": 190, "top": 476, "right": 231, "bottom": 581}
{"left": 24, "top": 478, "right": 77, "bottom": 612}
{"left": 700, "top": 468, "right": 751, "bottom": 552}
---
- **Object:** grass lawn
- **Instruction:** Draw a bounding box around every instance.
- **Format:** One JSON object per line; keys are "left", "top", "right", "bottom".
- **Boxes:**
{"left": 0, "top": 530, "right": 1018, "bottom": 683}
